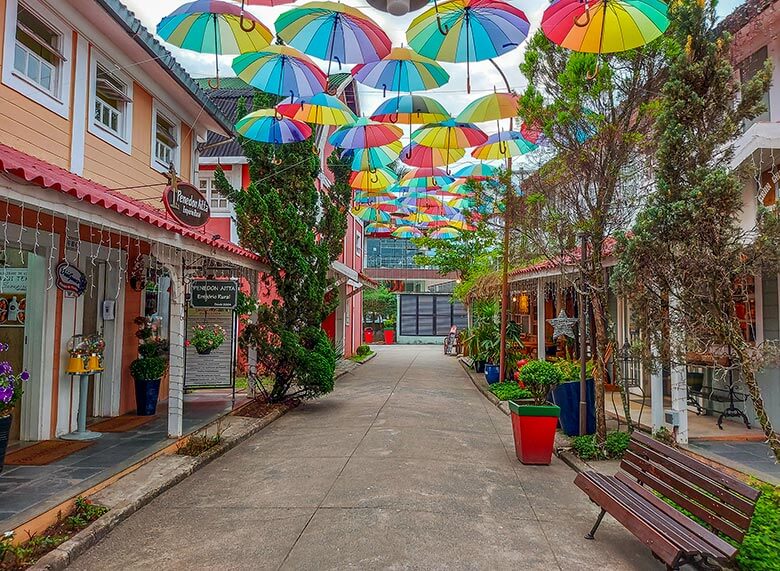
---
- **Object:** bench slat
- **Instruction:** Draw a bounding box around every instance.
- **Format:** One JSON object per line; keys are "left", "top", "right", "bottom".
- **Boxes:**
{"left": 622, "top": 454, "right": 747, "bottom": 542}
{"left": 574, "top": 472, "right": 683, "bottom": 567}
{"left": 614, "top": 472, "right": 737, "bottom": 560}
{"left": 628, "top": 439, "right": 756, "bottom": 517}
{"left": 631, "top": 432, "right": 760, "bottom": 501}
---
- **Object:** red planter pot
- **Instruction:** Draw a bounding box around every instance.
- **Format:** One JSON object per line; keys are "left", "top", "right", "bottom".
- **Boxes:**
{"left": 364, "top": 328, "right": 374, "bottom": 343}
{"left": 383, "top": 329, "right": 394, "bottom": 344}
{"left": 509, "top": 401, "right": 560, "bottom": 465}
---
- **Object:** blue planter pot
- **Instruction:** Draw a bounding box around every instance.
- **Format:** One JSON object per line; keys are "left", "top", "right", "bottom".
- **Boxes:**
{"left": 0, "top": 414, "right": 11, "bottom": 474}
{"left": 134, "top": 378, "right": 161, "bottom": 416}
{"left": 550, "top": 379, "right": 596, "bottom": 436}
{"left": 484, "top": 364, "right": 500, "bottom": 384}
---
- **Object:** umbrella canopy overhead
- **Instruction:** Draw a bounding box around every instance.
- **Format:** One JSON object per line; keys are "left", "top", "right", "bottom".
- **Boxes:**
{"left": 542, "top": 0, "right": 669, "bottom": 55}
{"left": 352, "top": 206, "right": 393, "bottom": 223}
{"left": 456, "top": 92, "right": 520, "bottom": 123}
{"left": 329, "top": 117, "right": 403, "bottom": 149}
{"left": 277, "top": 92, "right": 358, "bottom": 125}
{"left": 406, "top": 0, "right": 530, "bottom": 92}
{"left": 370, "top": 94, "right": 450, "bottom": 124}
{"left": 275, "top": 1, "right": 392, "bottom": 68}
{"left": 472, "top": 130, "right": 537, "bottom": 160}
{"left": 430, "top": 227, "right": 461, "bottom": 239}
{"left": 352, "top": 47, "right": 449, "bottom": 95}
{"left": 232, "top": 45, "right": 327, "bottom": 97}
{"left": 235, "top": 108, "right": 312, "bottom": 143}
{"left": 365, "top": 222, "right": 395, "bottom": 235}
{"left": 411, "top": 119, "right": 488, "bottom": 149}
{"left": 400, "top": 142, "right": 465, "bottom": 168}
{"left": 400, "top": 167, "right": 456, "bottom": 189}
{"left": 349, "top": 167, "right": 397, "bottom": 191}
{"left": 453, "top": 163, "right": 497, "bottom": 179}
{"left": 392, "top": 225, "right": 423, "bottom": 238}
{"left": 342, "top": 142, "right": 402, "bottom": 170}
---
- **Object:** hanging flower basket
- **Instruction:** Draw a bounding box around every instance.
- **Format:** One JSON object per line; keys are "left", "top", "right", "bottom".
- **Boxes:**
{"left": 188, "top": 324, "right": 226, "bottom": 355}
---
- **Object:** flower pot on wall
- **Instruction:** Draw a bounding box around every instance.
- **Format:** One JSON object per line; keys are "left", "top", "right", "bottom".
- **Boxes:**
{"left": 0, "top": 415, "right": 11, "bottom": 474}
{"left": 383, "top": 329, "right": 394, "bottom": 345}
{"left": 509, "top": 401, "right": 560, "bottom": 465}
{"left": 550, "top": 379, "right": 595, "bottom": 436}
{"left": 135, "top": 378, "right": 161, "bottom": 416}
{"left": 484, "top": 363, "right": 500, "bottom": 384}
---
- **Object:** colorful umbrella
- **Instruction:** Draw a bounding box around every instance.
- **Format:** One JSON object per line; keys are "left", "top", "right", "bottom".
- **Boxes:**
{"left": 392, "top": 225, "right": 423, "bottom": 238}
{"left": 277, "top": 92, "right": 357, "bottom": 125}
{"left": 353, "top": 189, "right": 397, "bottom": 202}
{"left": 370, "top": 94, "right": 449, "bottom": 124}
{"left": 157, "top": 1, "right": 272, "bottom": 88}
{"left": 236, "top": 0, "right": 297, "bottom": 32}
{"left": 412, "top": 119, "right": 488, "bottom": 149}
{"left": 352, "top": 47, "right": 449, "bottom": 96}
{"left": 406, "top": 0, "right": 530, "bottom": 92}
{"left": 446, "top": 197, "right": 474, "bottom": 209}
{"left": 275, "top": 2, "right": 392, "bottom": 74}
{"left": 541, "top": 0, "right": 669, "bottom": 56}
{"left": 400, "top": 142, "right": 465, "bottom": 168}
{"left": 365, "top": 222, "right": 395, "bottom": 235}
{"left": 472, "top": 130, "right": 537, "bottom": 160}
{"left": 453, "top": 163, "right": 497, "bottom": 179}
{"left": 329, "top": 117, "right": 403, "bottom": 149}
{"left": 342, "top": 142, "right": 402, "bottom": 171}
{"left": 400, "top": 167, "right": 456, "bottom": 189}
{"left": 232, "top": 45, "right": 326, "bottom": 98}
{"left": 235, "top": 108, "right": 312, "bottom": 143}
{"left": 350, "top": 167, "right": 397, "bottom": 191}
{"left": 430, "top": 227, "right": 461, "bottom": 239}
{"left": 352, "top": 206, "right": 393, "bottom": 223}
{"left": 456, "top": 92, "right": 519, "bottom": 123}
{"left": 445, "top": 180, "right": 476, "bottom": 195}
{"left": 520, "top": 121, "right": 543, "bottom": 145}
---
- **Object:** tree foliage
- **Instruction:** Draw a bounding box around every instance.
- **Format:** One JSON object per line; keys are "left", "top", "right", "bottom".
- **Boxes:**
{"left": 363, "top": 284, "right": 397, "bottom": 322}
{"left": 612, "top": 0, "right": 780, "bottom": 459}
{"left": 215, "top": 95, "right": 351, "bottom": 402}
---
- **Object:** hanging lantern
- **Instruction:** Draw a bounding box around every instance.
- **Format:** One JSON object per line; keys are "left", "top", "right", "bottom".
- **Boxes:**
{"left": 366, "top": 0, "right": 429, "bottom": 16}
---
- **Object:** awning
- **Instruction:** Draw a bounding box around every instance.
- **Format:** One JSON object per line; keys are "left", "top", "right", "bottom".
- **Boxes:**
{"left": 730, "top": 122, "right": 780, "bottom": 169}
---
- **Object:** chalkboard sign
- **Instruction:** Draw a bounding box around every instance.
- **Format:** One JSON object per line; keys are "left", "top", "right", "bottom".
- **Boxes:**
{"left": 190, "top": 280, "right": 238, "bottom": 309}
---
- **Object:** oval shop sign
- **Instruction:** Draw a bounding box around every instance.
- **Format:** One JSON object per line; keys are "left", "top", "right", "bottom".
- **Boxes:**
{"left": 163, "top": 182, "right": 211, "bottom": 228}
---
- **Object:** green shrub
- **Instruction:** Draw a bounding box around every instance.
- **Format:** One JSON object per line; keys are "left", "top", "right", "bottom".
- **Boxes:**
{"left": 551, "top": 358, "right": 595, "bottom": 383}
{"left": 519, "top": 360, "right": 564, "bottom": 405}
{"left": 129, "top": 356, "right": 167, "bottom": 381}
{"left": 356, "top": 344, "right": 371, "bottom": 356}
{"left": 489, "top": 381, "right": 532, "bottom": 401}
{"left": 737, "top": 482, "right": 780, "bottom": 571}
{"left": 604, "top": 431, "right": 631, "bottom": 458}
{"left": 571, "top": 431, "right": 631, "bottom": 461}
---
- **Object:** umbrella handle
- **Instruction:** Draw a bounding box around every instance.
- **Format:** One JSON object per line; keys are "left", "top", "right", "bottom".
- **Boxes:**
{"left": 498, "top": 139, "right": 507, "bottom": 155}
{"left": 333, "top": 55, "right": 342, "bottom": 71}
{"left": 574, "top": 5, "right": 592, "bottom": 27}
{"left": 382, "top": 84, "right": 388, "bottom": 98}
{"left": 240, "top": 13, "right": 256, "bottom": 33}
{"left": 433, "top": 0, "right": 449, "bottom": 35}
{"left": 388, "top": 111, "right": 399, "bottom": 124}
{"left": 586, "top": 59, "right": 600, "bottom": 80}
{"left": 370, "top": 171, "right": 379, "bottom": 184}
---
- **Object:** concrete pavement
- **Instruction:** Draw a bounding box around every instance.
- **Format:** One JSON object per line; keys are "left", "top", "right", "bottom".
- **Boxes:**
{"left": 69, "top": 345, "right": 661, "bottom": 570}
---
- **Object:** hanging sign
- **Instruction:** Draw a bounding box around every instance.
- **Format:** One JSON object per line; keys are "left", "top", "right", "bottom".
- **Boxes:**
{"left": 0, "top": 268, "right": 27, "bottom": 293}
{"left": 190, "top": 280, "right": 238, "bottom": 309}
{"left": 759, "top": 167, "right": 778, "bottom": 207}
{"left": 56, "top": 261, "right": 87, "bottom": 298}
{"left": 163, "top": 182, "right": 211, "bottom": 228}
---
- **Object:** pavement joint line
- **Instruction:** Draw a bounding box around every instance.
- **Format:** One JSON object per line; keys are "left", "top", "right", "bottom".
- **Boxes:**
{"left": 275, "top": 349, "right": 422, "bottom": 571}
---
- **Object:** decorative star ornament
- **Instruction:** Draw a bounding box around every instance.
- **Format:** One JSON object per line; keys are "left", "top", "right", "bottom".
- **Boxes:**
{"left": 548, "top": 309, "right": 577, "bottom": 339}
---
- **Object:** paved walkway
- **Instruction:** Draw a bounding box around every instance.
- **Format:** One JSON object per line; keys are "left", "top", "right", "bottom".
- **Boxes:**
{"left": 70, "top": 346, "right": 660, "bottom": 570}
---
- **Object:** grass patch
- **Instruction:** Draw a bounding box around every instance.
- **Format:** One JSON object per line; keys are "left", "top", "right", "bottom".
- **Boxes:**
{"left": 570, "top": 431, "right": 631, "bottom": 461}
{"left": 736, "top": 481, "right": 780, "bottom": 571}
{"left": 176, "top": 421, "right": 224, "bottom": 456}
{"left": 0, "top": 497, "right": 108, "bottom": 570}
{"left": 488, "top": 381, "right": 532, "bottom": 401}
{"left": 234, "top": 376, "right": 248, "bottom": 391}
{"left": 349, "top": 351, "right": 375, "bottom": 363}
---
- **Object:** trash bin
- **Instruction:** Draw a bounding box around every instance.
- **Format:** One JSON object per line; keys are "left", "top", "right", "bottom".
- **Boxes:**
{"left": 364, "top": 327, "right": 374, "bottom": 343}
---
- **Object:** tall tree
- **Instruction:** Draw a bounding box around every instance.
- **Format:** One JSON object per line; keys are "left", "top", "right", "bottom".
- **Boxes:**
{"left": 215, "top": 96, "right": 351, "bottom": 402}
{"left": 612, "top": 0, "right": 780, "bottom": 459}
{"left": 518, "top": 31, "right": 667, "bottom": 441}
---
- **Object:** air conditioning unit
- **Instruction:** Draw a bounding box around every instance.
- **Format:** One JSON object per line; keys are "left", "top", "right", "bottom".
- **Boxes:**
{"left": 664, "top": 409, "right": 680, "bottom": 427}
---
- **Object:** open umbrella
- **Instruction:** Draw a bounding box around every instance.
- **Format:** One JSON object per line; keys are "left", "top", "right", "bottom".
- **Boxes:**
{"left": 350, "top": 167, "right": 397, "bottom": 191}
{"left": 352, "top": 206, "right": 393, "bottom": 223}
{"left": 472, "top": 130, "right": 537, "bottom": 160}
{"left": 392, "top": 225, "right": 423, "bottom": 238}
{"left": 275, "top": 2, "right": 391, "bottom": 74}
{"left": 232, "top": 45, "right": 326, "bottom": 98}
{"left": 412, "top": 119, "right": 487, "bottom": 149}
{"left": 365, "top": 222, "right": 395, "bottom": 235}
{"left": 406, "top": 0, "right": 530, "bottom": 92}
{"left": 445, "top": 180, "right": 476, "bottom": 195}
{"left": 401, "top": 167, "right": 456, "bottom": 189}
{"left": 157, "top": 1, "right": 272, "bottom": 88}
{"left": 329, "top": 117, "right": 403, "bottom": 149}
{"left": 235, "top": 108, "right": 312, "bottom": 143}
{"left": 430, "top": 227, "right": 461, "bottom": 239}
{"left": 342, "top": 142, "right": 402, "bottom": 171}
{"left": 277, "top": 92, "right": 357, "bottom": 125}
{"left": 352, "top": 47, "right": 449, "bottom": 97}
{"left": 234, "top": 0, "right": 297, "bottom": 33}
{"left": 370, "top": 94, "right": 449, "bottom": 124}
{"left": 456, "top": 92, "right": 519, "bottom": 123}
{"left": 453, "top": 163, "right": 497, "bottom": 179}
{"left": 400, "top": 142, "right": 465, "bottom": 168}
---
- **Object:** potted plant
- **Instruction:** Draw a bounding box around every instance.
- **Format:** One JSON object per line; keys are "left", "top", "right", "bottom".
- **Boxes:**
{"left": 0, "top": 342, "right": 29, "bottom": 473}
{"left": 509, "top": 359, "right": 564, "bottom": 465}
{"left": 481, "top": 333, "right": 501, "bottom": 384}
{"left": 188, "top": 324, "right": 227, "bottom": 355}
{"left": 383, "top": 318, "right": 395, "bottom": 345}
{"left": 549, "top": 358, "right": 596, "bottom": 436}
{"left": 130, "top": 317, "right": 168, "bottom": 416}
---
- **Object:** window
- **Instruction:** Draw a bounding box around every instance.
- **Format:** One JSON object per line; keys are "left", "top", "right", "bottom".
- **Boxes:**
{"left": 739, "top": 47, "right": 770, "bottom": 130}
{"left": 89, "top": 51, "right": 133, "bottom": 153}
{"left": 2, "top": 0, "right": 72, "bottom": 117}
{"left": 152, "top": 104, "right": 180, "bottom": 173}
{"left": 198, "top": 175, "right": 230, "bottom": 213}
{"left": 355, "top": 228, "right": 362, "bottom": 257}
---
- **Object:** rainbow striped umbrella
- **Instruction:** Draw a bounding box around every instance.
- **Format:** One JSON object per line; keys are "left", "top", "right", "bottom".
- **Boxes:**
{"left": 430, "top": 227, "right": 461, "bottom": 239}
{"left": 400, "top": 143, "right": 465, "bottom": 168}
{"left": 446, "top": 197, "right": 474, "bottom": 209}
{"left": 406, "top": 0, "right": 530, "bottom": 92}
{"left": 157, "top": 1, "right": 272, "bottom": 88}
{"left": 472, "top": 130, "right": 537, "bottom": 160}
{"left": 352, "top": 47, "right": 449, "bottom": 96}
{"left": 400, "top": 194, "right": 446, "bottom": 209}
{"left": 370, "top": 94, "right": 449, "bottom": 124}
{"left": 365, "top": 222, "right": 395, "bottom": 235}
{"left": 350, "top": 167, "right": 397, "bottom": 191}
{"left": 453, "top": 163, "right": 497, "bottom": 180}
{"left": 275, "top": 2, "right": 391, "bottom": 73}
{"left": 353, "top": 189, "right": 397, "bottom": 202}
{"left": 401, "top": 167, "right": 456, "bottom": 189}
{"left": 412, "top": 119, "right": 487, "bottom": 149}
{"left": 329, "top": 117, "right": 403, "bottom": 149}
{"left": 232, "top": 45, "right": 326, "bottom": 98}
{"left": 352, "top": 206, "right": 393, "bottom": 223}
{"left": 542, "top": 0, "right": 669, "bottom": 55}
{"left": 445, "top": 180, "right": 476, "bottom": 195}
{"left": 456, "top": 92, "right": 520, "bottom": 123}
{"left": 393, "top": 225, "right": 423, "bottom": 238}
{"left": 277, "top": 92, "right": 357, "bottom": 125}
{"left": 342, "top": 142, "right": 402, "bottom": 171}
{"left": 235, "top": 109, "right": 312, "bottom": 143}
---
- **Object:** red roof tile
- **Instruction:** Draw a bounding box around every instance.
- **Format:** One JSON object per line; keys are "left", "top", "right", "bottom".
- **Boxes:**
{"left": 0, "top": 144, "right": 259, "bottom": 262}
{"left": 510, "top": 237, "right": 619, "bottom": 278}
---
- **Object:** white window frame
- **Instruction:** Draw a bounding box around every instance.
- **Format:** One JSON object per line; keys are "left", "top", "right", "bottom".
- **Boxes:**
{"left": 197, "top": 170, "right": 235, "bottom": 215}
{"left": 88, "top": 49, "right": 133, "bottom": 154}
{"left": 151, "top": 100, "right": 181, "bottom": 174}
{"left": 355, "top": 227, "right": 362, "bottom": 257}
{"left": 2, "top": 0, "right": 72, "bottom": 118}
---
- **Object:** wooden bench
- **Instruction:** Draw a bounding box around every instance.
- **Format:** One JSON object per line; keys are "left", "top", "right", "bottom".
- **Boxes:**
{"left": 574, "top": 431, "right": 761, "bottom": 570}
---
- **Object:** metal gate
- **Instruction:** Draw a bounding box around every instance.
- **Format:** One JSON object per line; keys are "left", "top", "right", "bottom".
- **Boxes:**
{"left": 399, "top": 293, "right": 468, "bottom": 337}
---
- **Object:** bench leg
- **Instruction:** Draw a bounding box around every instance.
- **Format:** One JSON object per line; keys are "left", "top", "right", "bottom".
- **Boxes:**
{"left": 584, "top": 509, "right": 606, "bottom": 540}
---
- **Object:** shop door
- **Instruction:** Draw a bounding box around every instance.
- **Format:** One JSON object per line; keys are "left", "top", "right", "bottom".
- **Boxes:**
{"left": 82, "top": 263, "right": 104, "bottom": 418}
{"left": 0, "top": 251, "right": 30, "bottom": 442}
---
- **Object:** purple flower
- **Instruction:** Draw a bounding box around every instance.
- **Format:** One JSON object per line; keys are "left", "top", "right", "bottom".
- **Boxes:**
{"left": 20, "top": 371, "right": 30, "bottom": 381}
{"left": 0, "top": 385, "right": 12, "bottom": 403}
